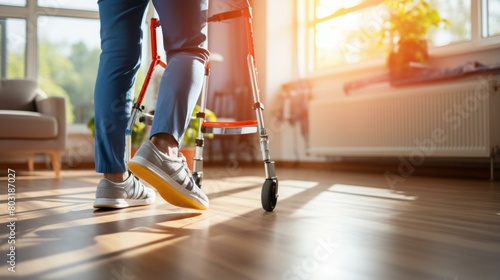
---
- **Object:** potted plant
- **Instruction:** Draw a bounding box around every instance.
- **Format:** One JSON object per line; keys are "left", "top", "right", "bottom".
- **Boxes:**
{"left": 181, "top": 105, "right": 217, "bottom": 170}
{"left": 380, "top": 0, "right": 448, "bottom": 80}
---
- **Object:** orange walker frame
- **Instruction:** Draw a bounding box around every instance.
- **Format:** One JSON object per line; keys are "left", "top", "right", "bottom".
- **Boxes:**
{"left": 125, "top": 6, "right": 278, "bottom": 211}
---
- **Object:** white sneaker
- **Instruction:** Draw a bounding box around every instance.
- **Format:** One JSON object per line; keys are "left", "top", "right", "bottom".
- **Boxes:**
{"left": 93, "top": 173, "right": 156, "bottom": 208}
{"left": 128, "top": 141, "right": 209, "bottom": 210}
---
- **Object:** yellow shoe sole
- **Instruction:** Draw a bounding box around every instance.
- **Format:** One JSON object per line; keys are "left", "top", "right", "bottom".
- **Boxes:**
{"left": 128, "top": 160, "right": 207, "bottom": 210}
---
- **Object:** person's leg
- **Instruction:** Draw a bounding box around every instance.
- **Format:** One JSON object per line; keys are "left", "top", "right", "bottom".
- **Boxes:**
{"left": 149, "top": 0, "right": 210, "bottom": 156}
{"left": 128, "top": 0, "right": 210, "bottom": 210}
{"left": 94, "top": 0, "right": 150, "bottom": 181}
{"left": 93, "top": 0, "right": 156, "bottom": 208}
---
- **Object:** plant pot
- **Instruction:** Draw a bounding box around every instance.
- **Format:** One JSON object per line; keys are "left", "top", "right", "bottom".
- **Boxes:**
{"left": 388, "top": 39, "right": 428, "bottom": 81}
{"left": 131, "top": 147, "right": 139, "bottom": 158}
{"left": 180, "top": 146, "right": 196, "bottom": 171}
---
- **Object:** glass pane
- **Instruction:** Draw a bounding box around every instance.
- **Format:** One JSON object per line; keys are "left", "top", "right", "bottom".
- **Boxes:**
{"left": 37, "top": 0, "right": 98, "bottom": 11}
{"left": 0, "top": 18, "right": 26, "bottom": 78}
{"left": 315, "top": 0, "right": 364, "bottom": 19}
{"left": 484, "top": 0, "right": 500, "bottom": 37}
{"left": 38, "top": 16, "right": 100, "bottom": 124}
{"left": 314, "top": 4, "right": 386, "bottom": 69}
{"left": 0, "top": 0, "right": 25, "bottom": 6}
{"left": 428, "top": 0, "right": 471, "bottom": 46}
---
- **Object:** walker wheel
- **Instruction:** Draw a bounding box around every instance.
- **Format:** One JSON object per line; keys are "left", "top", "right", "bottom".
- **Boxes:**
{"left": 261, "top": 179, "right": 278, "bottom": 212}
{"left": 193, "top": 173, "right": 202, "bottom": 188}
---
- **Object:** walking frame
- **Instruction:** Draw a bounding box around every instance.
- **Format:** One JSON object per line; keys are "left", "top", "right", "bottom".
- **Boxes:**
{"left": 125, "top": 4, "right": 279, "bottom": 211}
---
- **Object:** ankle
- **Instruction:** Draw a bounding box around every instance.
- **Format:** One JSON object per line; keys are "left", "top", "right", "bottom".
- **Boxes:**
{"left": 151, "top": 133, "right": 179, "bottom": 157}
{"left": 104, "top": 172, "right": 129, "bottom": 183}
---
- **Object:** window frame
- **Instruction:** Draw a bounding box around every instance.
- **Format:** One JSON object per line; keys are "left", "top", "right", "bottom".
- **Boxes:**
{"left": 301, "top": 0, "right": 500, "bottom": 75}
{"left": 0, "top": 18, "right": 7, "bottom": 77}
{"left": 0, "top": 0, "right": 99, "bottom": 79}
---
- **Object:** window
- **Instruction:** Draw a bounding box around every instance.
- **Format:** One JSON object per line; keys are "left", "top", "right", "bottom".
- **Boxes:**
{"left": 0, "top": 18, "right": 26, "bottom": 78}
{"left": 428, "top": 0, "right": 471, "bottom": 46}
{"left": 312, "top": 1, "right": 387, "bottom": 69}
{"left": 0, "top": 0, "right": 25, "bottom": 7}
{"left": 0, "top": 1, "right": 100, "bottom": 124}
{"left": 483, "top": 0, "right": 500, "bottom": 37}
{"left": 37, "top": 0, "right": 98, "bottom": 11}
{"left": 305, "top": 0, "right": 499, "bottom": 72}
{"left": 38, "top": 16, "right": 100, "bottom": 124}
{"left": 1, "top": 1, "right": 151, "bottom": 125}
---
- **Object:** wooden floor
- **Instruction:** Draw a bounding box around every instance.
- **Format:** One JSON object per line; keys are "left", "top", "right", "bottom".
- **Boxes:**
{"left": 1, "top": 166, "right": 499, "bottom": 280}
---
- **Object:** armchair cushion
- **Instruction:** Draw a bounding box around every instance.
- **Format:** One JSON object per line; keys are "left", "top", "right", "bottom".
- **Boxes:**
{"left": 0, "top": 79, "right": 38, "bottom": 111}
{"left": 0, "top": 110, "right": 58, "bottom": 139}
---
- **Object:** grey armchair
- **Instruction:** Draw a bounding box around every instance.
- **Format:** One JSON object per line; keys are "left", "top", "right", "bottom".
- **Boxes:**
{"left": 0, "top": 79, "right": 66, "bottom": 176}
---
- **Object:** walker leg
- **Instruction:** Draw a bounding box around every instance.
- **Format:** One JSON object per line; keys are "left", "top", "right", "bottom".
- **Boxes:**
{"left": 247, "top": 54, "right": 278, "bottom": 211}
{"left": 192, "top": 63, "right": 210, "bottom": 187}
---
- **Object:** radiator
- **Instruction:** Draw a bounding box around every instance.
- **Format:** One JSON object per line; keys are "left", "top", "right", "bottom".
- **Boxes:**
{"left": 308, "top": 75, "right": 500, "bottom": 159}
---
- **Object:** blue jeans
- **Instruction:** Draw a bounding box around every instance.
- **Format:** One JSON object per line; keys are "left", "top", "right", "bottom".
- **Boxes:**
{"left": 94, "top": 0, "right": 209, "bottom": 173}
